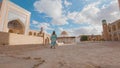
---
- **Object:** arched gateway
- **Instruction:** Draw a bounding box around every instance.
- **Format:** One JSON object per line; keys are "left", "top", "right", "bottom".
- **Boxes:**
{"left": 0, "top": 0, "right": 31, "bottom": 35}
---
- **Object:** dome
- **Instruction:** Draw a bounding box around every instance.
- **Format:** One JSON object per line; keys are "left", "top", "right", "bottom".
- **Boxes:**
{"left": 102, "top": 19, "right": 107, "bottom": 24}
{"left": 61, "top": 31, "right": 68, "bottom": 37}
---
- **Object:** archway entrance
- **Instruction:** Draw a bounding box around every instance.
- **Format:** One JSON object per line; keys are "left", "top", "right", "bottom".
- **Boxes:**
{"left": 45, "top": 37, "right": 49, "bottom": 45}
{"left": 8, "top": 19, "right": 25, "bottom": 34}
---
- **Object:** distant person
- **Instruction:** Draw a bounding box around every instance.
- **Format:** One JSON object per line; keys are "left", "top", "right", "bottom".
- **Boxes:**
{"left": 50, "top": 31, "right": 57, "bottom": 49}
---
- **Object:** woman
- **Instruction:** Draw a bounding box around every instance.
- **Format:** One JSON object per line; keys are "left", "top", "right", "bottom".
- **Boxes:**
{"left": 50, "top": 31, "right": 57, "bottom": 49}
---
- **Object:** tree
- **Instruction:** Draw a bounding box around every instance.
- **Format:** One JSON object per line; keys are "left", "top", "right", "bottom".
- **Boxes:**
{"left": 80, "top": 35, "right": 88, "bottom": 41}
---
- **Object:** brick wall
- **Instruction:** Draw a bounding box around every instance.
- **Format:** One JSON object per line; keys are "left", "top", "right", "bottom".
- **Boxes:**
{"left": 0, "top": 32, "right": 9, "bottom": 45}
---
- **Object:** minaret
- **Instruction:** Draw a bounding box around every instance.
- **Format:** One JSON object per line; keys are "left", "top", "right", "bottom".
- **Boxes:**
{"left": 102, "top": 20, "right": 109, "bottom": 41}
{"left": 40, "top": 27, "right": 44, "bottom": 34}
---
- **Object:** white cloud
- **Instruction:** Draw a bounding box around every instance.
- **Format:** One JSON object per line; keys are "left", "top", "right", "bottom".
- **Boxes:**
{"left": 64, "top": 0, "right": 72, "bottom": 7}
{"left": 34, "top": 0, "right": 62, "bottom": 18}
{"left": 67, "top": 1, "right": 100, "bottom": 24}
{"left": 58, "top": 27, "right": 64, "bottom": 32}
{"left": 66, "top": 0, "right": 120, "bottom": 35}
{"left": 32, "top": 20, "right": 53, "bottom": 31}
{"left": 68, "top": 0, "right": 120, "bottom": 25}
{"left": 34, "top": 0, "right": 68, "bottom": 25}
{"left": 33, "top": 0, "right": 120, "bottom": 36}
{"left": 65, "top": 25, "right": 102, "bottom": 36}
{"left": 32, "top": 20, "right": 39, "bottom": 25}
{"left": 52, "top": 16, "right": 68, "bottom": 25}
{"left": 58, "top": 24, "right": 102, "bottom": 36}
{"left": 97, "top": 0, "right": 120, "bottom": 23}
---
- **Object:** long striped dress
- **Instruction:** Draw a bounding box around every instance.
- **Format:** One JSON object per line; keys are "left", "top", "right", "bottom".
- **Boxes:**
{"left": 51, "top": 34, "right": 57, "bottom": 46}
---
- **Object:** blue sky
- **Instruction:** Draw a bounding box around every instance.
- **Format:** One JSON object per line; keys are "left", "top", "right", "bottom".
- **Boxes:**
{"left": 10, "top": 0, "right": 120, "bottom": 36}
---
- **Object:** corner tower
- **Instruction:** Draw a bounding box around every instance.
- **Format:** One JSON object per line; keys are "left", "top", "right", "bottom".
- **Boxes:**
{"left": 102, "top": 20, "right": 109, "bottom": 41}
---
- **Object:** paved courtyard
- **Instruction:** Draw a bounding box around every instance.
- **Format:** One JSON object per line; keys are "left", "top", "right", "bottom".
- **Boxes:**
{"left": 0, "top": 41, "right": 120, "bottom": 68}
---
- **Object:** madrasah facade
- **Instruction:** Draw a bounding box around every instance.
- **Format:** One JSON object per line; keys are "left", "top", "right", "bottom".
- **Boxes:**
{"left": 0, "top": 0, "right": 50, "bottom": 45}
{"left": 102, "top": 19, "right": 120, "bottom": 41}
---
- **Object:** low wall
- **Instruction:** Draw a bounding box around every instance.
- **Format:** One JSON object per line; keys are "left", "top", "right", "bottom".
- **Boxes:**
{"left": 0, "top": 32, "right": 43, "bottom": 45}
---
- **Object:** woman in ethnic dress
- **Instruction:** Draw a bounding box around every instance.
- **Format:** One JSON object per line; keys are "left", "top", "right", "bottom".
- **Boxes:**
{"left": 50, "top": 31, "right": 57, "bottom": 49}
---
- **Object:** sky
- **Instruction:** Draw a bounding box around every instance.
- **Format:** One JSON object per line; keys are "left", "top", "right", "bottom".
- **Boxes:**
{"left": 10, "top": 0, "right": 120, "bottom": 36}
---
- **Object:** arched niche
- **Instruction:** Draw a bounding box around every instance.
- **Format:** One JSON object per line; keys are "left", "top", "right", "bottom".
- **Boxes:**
{"left": 8, "top": 19, "right": 25, "bottom": 34}
{"left": 45, "top": 37, "right": 50, "bottom": 45}
{"left": 29, "top": 31, "right": 32, "bottom": 35}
